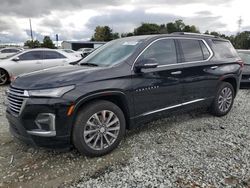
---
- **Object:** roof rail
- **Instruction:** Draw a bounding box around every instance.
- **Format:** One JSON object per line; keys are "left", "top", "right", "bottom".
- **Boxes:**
{"left": 171, "top": 32, "right": 217, "bottom": 38}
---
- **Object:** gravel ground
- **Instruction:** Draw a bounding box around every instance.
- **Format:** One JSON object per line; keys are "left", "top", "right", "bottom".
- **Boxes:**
{"left": 0, "top": 86, "right": 250, "bottom": 188}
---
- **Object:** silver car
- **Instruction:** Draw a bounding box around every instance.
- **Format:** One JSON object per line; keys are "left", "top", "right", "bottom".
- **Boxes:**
{"left": 0, "top": 47, "right": 23, "bottom": 59}
{"left": 0, "top": 48, "right": 82, "bottom": 85}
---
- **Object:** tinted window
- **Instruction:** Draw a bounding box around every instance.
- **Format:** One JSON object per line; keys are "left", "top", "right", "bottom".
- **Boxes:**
{"left": 18, "top": 51, "right": 43, "bottom": 61}
{"left": 1, "top": 49, "right": 18, "bottom": 53}
{"left": 44, "top": 51, "right": 66, "bottom": 59}
{"left": 238, "top": 52, "right": 250, "bottom": 64}
{"left": 213, "top": 40, "right": 238, "bottom": 58}
{"left": 138, "top": 39, "right": 177, "bottom": 65}
{"left": 179, "top": 39, "right": 204, "bottom": 62}
{"left": 200, "top": 41, "right": 211, "bottom": 59}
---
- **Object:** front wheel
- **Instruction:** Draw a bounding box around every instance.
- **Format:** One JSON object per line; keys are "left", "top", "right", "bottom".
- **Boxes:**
{"left": 73, "top": 100, "right": 126, "bottom": 157}
{"left": 210, "top": 82, "right": 235, "bottom": 117}
{"left": 0, "top": 69, "right": 9, "bottom": 85}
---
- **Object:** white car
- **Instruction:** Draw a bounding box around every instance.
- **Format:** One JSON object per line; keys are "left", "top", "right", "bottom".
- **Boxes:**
{"left": 0, "top": 48, "right": 82, "bottom": 85}
{"left": 0, "top": 48, "right": 23, "bottom": 59}
{"left": 77, "top": 48, "right": 94, "bottom": 57}
{"left": 59, "top": 49, "right": 83, "bottom": 58}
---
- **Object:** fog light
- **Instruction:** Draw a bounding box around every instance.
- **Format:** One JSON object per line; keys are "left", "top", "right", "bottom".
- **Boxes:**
{"left": 27, "top": 113, "right": 56, "bottom": 137}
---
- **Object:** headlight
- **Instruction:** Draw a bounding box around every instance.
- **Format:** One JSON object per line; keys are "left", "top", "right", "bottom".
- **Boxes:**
{"left": 28, "top": 85, "right": 75, "bottom": 97}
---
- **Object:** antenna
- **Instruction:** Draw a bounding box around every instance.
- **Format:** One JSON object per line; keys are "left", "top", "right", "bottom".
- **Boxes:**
{"left": 29, "top": 18, "right": 34, "bottom": 41}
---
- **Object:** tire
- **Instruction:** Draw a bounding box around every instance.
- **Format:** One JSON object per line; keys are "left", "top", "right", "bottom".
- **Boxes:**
{"left": 210, "top": 82, "right": 235, "bottom": 117}
{"left": 72, "top": 100, "right": 126, "bottom": 157}
{"left": 0, "top": 69, "right": 9, "bottom": 85}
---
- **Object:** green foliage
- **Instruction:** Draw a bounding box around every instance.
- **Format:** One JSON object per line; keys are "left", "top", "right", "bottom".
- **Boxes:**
{"left": 41, "top": 36, "right": 55, "bottom": 48}
{"left": 134, "top": 23, "right": 161, "bottom": 35}
{"left": 24, "top": 36, "right": 55, "bottom": 49}
{"left": 130, "top": 20, "right": 199, "bottom": 36}
{"left": 24, "top": 40, "right": 40, "bottom": 48}
{"left": 91, "top": 26, "right": 118, "bottom": 41}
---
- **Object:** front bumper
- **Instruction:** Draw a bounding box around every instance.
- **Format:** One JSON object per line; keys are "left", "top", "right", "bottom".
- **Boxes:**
{"left": 240, "top": 74, "right": 250, "bottom": 88}
{"left": 6, "top": 97, "right": 74, "bottom": 149}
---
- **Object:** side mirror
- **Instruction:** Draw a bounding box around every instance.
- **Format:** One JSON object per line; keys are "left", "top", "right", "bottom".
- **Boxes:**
{"left": 12, "top": 57, "right": 20, "bottom": 62}
{"left": 134, "top": 58, "right": 158, "bottom": 72}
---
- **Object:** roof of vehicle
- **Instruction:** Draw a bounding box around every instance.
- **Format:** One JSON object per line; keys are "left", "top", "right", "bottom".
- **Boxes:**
{"left": 237, "top": 49, "right": 250, "bottom": 52}
{"left": 120, "top": 33, "right": 228, "bottom": 42}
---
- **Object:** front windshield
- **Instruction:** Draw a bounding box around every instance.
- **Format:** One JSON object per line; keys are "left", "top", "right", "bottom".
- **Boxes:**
{"left": 0, "top": 51, "right": 22, "bottom": 60}
{"left": 79, "top": 38, "right": 143, "bottom": 67}
{"left": 238, "top": 52, "right": 250, "bottom": 64}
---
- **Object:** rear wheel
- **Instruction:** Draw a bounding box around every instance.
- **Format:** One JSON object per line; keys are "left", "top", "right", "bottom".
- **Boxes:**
{"left": 0, "top": 69, "right": 9, "bottom": 85}
{"left": 210, "top": 82, "right": 235, "bottom": 117}
{"left": 73, "top": 100, "right": 126, "bottom": 157}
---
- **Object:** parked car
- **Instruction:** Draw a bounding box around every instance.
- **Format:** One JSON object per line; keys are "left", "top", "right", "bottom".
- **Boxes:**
{"left": 59, "top": 49, "right": 83, "bottom": 58}
{"left": 6, "top": 33, "right": 242, "bottom": 157}
{"left": 0, "top": 48, "right": 23, "bottom": 59}
{"left": 237, "top": 50, "right": 250, "bottom": 88}
{"left": 77, "top": 48, "right": 94, "bottom": 57}
{"left": 0, "top": 48, "right": 82, "bottom": 85}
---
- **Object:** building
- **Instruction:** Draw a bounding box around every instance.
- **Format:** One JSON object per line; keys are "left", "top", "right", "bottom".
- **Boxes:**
{"left": 61, "top": 41, "right": 106, "bottom": 51}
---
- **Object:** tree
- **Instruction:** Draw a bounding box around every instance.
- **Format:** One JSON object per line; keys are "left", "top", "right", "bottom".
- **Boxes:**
{"left": 166, "top": 22, "right": 178, "bottom": 33}
{"left": 41, "top": 36, "right": 55, "bottom": 48}
{"left": 134, "top": 23, "right": 161, "bottom": 35}
{"left": 174, "top": 20, "right": 185, "bottom": 32}
{"left": 24, "top": 40, "right": 40, "bottom": 48}
{"left": 92, "top": 26, "right": 114, "bottom": 41}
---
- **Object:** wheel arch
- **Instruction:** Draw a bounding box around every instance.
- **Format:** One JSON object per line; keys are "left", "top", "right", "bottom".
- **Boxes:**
{"left": 221, "top": 76, "right": 237, "bottom": 96}
{"left": 71, "top": 91, "right": 132, "bottom": 131}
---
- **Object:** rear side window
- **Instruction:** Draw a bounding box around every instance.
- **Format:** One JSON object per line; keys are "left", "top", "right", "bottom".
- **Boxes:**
{"left": 18, "top": 51, "right": 43, "bottom": 61}
{"left": 138, "top": 39, "right": 177, "bottom": 65}
{"left": 44, "top": 51, "right": 66, "bottom": 59}
{"left": 212, "top": 40, "right": 238, "bottom": 58}
{"left": 200, "top": 41, "right": 211, "bottom": 59}
{"left": 179, "top": 39, "right": 204, "bottom": 62}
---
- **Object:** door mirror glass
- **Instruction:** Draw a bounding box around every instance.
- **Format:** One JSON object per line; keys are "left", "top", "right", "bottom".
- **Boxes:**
{"left": 12, "top": 57, "right": 20, "bottom": 62}
{"left": 134, "top": 58, "right": 158, "bottom": 72}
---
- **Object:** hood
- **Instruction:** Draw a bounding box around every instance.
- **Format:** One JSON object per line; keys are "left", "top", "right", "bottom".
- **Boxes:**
{"left": 12, "top": 65, "right": 103, "bottom": 89}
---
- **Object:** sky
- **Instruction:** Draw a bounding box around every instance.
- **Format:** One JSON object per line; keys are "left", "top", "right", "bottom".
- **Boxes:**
{"left": 0, "top": 0, "right": 249, "bottom": 43}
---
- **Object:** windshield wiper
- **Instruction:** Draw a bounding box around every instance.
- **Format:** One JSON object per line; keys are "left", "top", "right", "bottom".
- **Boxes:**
{"left": 80, "top": 62, "right": 99, "bottom": 67}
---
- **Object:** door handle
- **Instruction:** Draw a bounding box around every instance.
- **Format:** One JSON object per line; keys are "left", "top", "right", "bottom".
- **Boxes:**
{"left": 171, "top": 71, "right": 182, "bottom": 75}
{"left": 210, "top": 66, "right": 218, "bottom": 70}
{"left": 36, "top": 61, "right": 42, "bottom": 64}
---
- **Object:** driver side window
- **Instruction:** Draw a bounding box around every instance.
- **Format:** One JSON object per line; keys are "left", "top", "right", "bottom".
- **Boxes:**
{"left": 138, "top": 39, "right": 177, "bottom": 66}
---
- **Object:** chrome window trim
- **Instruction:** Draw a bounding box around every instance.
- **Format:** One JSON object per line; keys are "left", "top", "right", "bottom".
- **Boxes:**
{"left": 131, "top": 37, "right": 214, "bottom": 70}
{"left": 133, "top": 98, "right": 206, "bottom": 119}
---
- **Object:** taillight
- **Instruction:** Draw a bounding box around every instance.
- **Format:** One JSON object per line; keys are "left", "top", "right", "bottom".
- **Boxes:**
{"left": 237, "top": 60, "right": 244, "bottom": 68}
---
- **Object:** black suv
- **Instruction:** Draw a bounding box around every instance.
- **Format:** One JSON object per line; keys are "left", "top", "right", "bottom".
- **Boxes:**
{"left": 6, "top": 33, "right": 242, "bottom": 157}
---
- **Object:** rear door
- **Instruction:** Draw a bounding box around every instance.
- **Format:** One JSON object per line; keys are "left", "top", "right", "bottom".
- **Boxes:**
{"left": 43, "top": 51, "right": 68, "bottom": 69}
{"left": 177, "top": 38, "right": 218, "bottom": 102}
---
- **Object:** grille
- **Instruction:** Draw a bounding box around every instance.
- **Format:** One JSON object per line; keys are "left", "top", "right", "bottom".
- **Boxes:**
{"left": 242, "top": 75, "right": 250, "bottom": 80}
{"left": 7, "top": 86, "right": 27, "bottom": 115}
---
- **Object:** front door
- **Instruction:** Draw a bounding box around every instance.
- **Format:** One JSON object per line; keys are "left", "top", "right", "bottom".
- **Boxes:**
{"left": 132, "top": 39, "right": 183, "bottom": 121}
{"left": 13, "top": 51, "right": 44, "bottom": 75}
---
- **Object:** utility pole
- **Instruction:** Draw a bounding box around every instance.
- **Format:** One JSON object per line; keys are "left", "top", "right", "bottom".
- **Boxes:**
{"left": 29, "top": 18, "right": 34, "bottom": 41}
{"left": 238, "top": 16, "right": 242, "bottom": 34}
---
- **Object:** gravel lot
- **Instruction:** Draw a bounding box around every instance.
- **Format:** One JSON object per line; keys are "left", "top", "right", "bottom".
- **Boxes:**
{"left": 0, "top": 86, "right": 250, "bottom": 188}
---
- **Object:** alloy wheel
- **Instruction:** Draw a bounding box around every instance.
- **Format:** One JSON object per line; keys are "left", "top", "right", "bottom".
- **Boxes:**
{"left": 218, "top": 87, "right": 233, "bottom": 113}
{"left": 83, "top": 110, "right": 120, "bottom": 151}
{"left": 0, "top": 70, "right": 7, "bottom": 85}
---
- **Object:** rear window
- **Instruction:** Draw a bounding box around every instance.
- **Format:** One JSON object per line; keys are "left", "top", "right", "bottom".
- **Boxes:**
{"left": 213, "top": 40, "right": 238, "bottom": 58}
{"left": 179, "top": 39, "right": 206, "bottom": 62}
